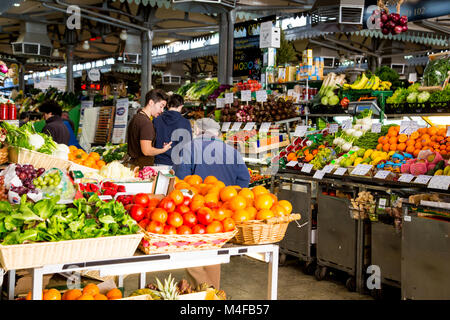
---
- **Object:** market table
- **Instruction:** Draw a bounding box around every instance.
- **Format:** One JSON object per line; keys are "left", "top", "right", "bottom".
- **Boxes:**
{"left": 4, "top": 244, "right": 279, "bottom": 301}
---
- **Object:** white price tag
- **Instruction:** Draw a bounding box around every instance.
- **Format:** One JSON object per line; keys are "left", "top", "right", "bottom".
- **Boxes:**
{"left": 398, "top": 174, "right": 415, "bottom": 183}
{"left": 313, "top": 170, "right": 325, "bottom": 180}
{"left": 241, "top": 90, "right": 252, "bottom": 102}
{"left": 342, "top": 119, "right": 352, "bottom": 130}
{"left": 329, "top": 124, "right": 339, "bottom": 134}
{"left": 99, "top": 195, "right": 113, "bottom": 201}
{"left": 378, "top": 198, "right": 387, "bottom": 209}
{"left": 287, "top": 89, "right": 295, "bottom": 97}
{"left": 216, "top": 98, "right": 225, "bottom": 109}
{"left": 400, "top": 121, "right": 418, "bottom": 135}
{"left": 221, "top": 122, "right": 231, "bottom": 132}
{"left": 371, "top": 123, "right": 382, "bottom": 133}
{"left": 259, "top": 122, "right": 271, "bottom": 133}
{"left": 334, "top": 167, "right": 347, "bottom": 176}
{"left": 351, "top": 164, "right": 373, "bottom": 176}
{"left": 374, "top": 170, "right": 390, "bottom": 180}
{"left": 301, "top": 163, "right": 313, "bottom": 173}
{"left": 225, "top": 92, "right": 234, "bottom": 104}
{"left": 230, "top": 122, "right": 242, "bottom": 131}
{"left": 293, "top": 126, "right": 308, "bottom": 137}
{"left": 322, "top": 165, "right": 334, "bottom": 174}
{"left": 286, "top": 161, "right": 298, "bottom": 167}
{"left": 243, "top": 122, "right": 255, "bottom": 131}
{"left": 404, "top": 215, "right": 412, "bottom": 222}
{"left": 414, "top": 175, "right": 432, "bottom": 185}
{"left": 428, "top": 176, "right": 450, "bottom": 190}
{"left": 256, "top": 90, "right": 268, "bottom": 103}
{"left": 447, "top": 126, "right": 450, "bottom": 137}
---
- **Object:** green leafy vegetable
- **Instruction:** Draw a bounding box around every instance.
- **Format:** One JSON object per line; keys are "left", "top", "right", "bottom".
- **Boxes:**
{"left": 423, "top": 56, "right": 450, "bottom": 86}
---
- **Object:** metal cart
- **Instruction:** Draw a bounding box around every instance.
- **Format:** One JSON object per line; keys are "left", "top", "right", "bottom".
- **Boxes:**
{"left": 316, "top": 188, "right": 359, "bottom": 291}
{"left": 401, "top": 203, "right": 450, "bottom": 300}
{"left": 370, "top": 221, "right": 402, "bottom": 298}
{"left": 271, "top": 174, "right": 315, "bottom": 274}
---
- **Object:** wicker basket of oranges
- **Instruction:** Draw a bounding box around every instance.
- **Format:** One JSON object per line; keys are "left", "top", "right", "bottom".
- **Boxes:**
{"left": 68, "top": 146, "right": 106, "bottom": 172}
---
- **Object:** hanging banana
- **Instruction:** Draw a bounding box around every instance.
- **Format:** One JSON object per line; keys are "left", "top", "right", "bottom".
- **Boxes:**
{"left": 351, "top": 73, "right": 369, "bottom": 90}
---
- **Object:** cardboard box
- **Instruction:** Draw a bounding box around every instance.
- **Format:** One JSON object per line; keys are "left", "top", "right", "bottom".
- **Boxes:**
{"left": 14, "top": 271, "right": 53, "bottom": 295}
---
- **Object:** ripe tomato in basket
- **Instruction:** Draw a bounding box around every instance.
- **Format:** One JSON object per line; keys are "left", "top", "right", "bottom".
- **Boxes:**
{"left": 151, "top": 208, "right": 168, "bottom": 224}
{"left": 192, "top": 224, "right": 207, "bottom": 234}
{"left": 146, "top": 221, "right": 164, "bottom": 234}
{"left": 177, "top": 225, "right": 192, "bottom": 235}
{"left": 159, "top": 198, "right": 176, "bottom": 212}
{"left": 182, "top": 196, "right": 191, "bottom": 206}
{"left": 175, "top": 205, "right": 190, "bottom": 215}
{"left": 130, "top": 205, "right": 145, "bottom": 222}
{"left": 182, "top": 212, "right": 198, "bottom": 228}
{"left": 164, "top": 225, "right": 177, "bottom": 235}
{"left": 134, "top": 193, "right": 150, "bottom": 208}
{"left": 197, "top": 207, "right": 213, "bottom": 226}
{"left": 222, "top": 217, "right": 236, "bottom": 232}
{"left": 167, "top": 212, "right": 183, "bottom": 228}
{"left": 206, "top": 221, "right": 224, "bottom": 234}
{"left": 138, "top": 218, "right": 150, "bottom": 229}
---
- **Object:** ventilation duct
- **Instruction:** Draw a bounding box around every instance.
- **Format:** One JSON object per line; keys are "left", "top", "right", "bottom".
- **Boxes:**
{"left": 171, "top": 0, "right": 236, "bottom": 14}
{"left": 310, "top": 0, "right": 365, "bottom": 32}
{"left": 162, "top": 62, "right": 184, "bottom": 85}
{"left": 11, "top": 22, "right": 53, "bottom": 57}
{"left": 123, "top": 34, "right": 141, "bottom": 65}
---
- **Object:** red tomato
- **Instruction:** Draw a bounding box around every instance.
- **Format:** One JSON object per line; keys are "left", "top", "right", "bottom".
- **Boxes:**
{"left": 177, "top": 225, "right": 192, "bottom": 235}
{"left": 175, "top": 205, "right": 191, "bottom": 215}
{"left": 146, "top": 221, "right": 164, "bottom": 234}
{"left": 138, "top": 218, "right": 150, "bottom": 229}
{"left": 148, "top": 198, "right": 161, "bottom": 208}
{"left": 124, "top": 204, "right": 134, "bottom": 212}
{"left": 134, "top": 193, "right": 150, "bottom": 207}
{"left": 197, "top": 207, "right": 213, "bottom": 226}
{"left": 158, "top": 198, "right": 175, "bottom": 212}
{"left": 182, "top": 196, "right": 191, "bottom": 206}
{"left": 163, "top": 225, "right": 177, "bottom": 235}
{"left": 151, "top": 208, "right": 168, "bottom": 224}
{"left": 129, "top": 205, "right": 145, "bottom": 222}
{"left": 222, "top": 217, "right": 236, "bottom": 232}
{"left": 192, "top": 224, "right": 207, "bottom": 234}
{"left": 167, "top": 212, "right": 183, "bottom": 228}
{"left": 182, "top": 212, "right": 198, "bottom": 228}
{"left": 206, "top": 221, "right": 224, "bottom": 234}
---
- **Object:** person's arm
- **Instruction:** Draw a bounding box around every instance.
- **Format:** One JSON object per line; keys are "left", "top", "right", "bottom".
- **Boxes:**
{"left": 140, "top": 140, "right": 172, "bottom": 157}
{"left": 234, "top": 151, "right": 251, "bottom": 188}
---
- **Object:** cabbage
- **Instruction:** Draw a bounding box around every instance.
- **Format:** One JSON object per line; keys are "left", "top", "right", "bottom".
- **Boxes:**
{"left": 326, "top": 90, "right": 335, "bottom": 98}
{"left": 406, "top": 92, "right": 418, "bottom": 103}
{"left": 417, "top": 91, "right": 430, "bottom": 103}
{"left": 321, "top": 97, "right": 329, "bottom": 105}
{"left": 99, "top": 161, "right": 135, "bottom": 180}
{"left": 329, "top": 95, "right": 340, "bottom": 105}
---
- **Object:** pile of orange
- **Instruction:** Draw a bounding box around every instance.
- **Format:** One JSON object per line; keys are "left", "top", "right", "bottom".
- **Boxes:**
{"left": 69, "top": 146, "right": 106, "bottom": 170}
{"left": 376, "top": 126, "right": 450, "bottom": 157}
{"left": 174, "top": 175, "right": 293, "bottom": 224}
{"left": 25, "top": 283, "right": 123, "bottom": 300}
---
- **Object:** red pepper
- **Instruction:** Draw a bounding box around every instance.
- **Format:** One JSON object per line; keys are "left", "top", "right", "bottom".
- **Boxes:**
{"left": 90, "top": 184, "right": 100, "bottom": 193}
{"left": 117, "top": 185, "right": 126, "bottom": 193}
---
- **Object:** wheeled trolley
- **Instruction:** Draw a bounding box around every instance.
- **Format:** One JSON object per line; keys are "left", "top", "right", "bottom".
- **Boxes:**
{"left": 272, "top": 174, "right": 315, "bottom": 274}
{"left": 401, "top": 203, "right": 450, "bottom": 300}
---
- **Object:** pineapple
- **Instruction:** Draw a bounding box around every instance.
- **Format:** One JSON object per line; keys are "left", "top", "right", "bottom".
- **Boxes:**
{"left": 149, "top": 274, "right": 179, "bottom": 300}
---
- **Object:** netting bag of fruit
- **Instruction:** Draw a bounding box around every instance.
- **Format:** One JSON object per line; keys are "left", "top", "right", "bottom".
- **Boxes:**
{"left": 34, "top": 168, "right": 76, "bottom": 201}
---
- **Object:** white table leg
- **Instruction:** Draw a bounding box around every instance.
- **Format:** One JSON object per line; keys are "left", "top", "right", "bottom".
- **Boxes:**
{"left": 139, "top": 272, "right": 146, "bottom": 289}
{"left": 31, "top": 268, "right": 43, "bottom": 300}
{"left": 8, "top": 270, "right": 15, "bottom": 300}
{"left": 267, "top": 245, "right": 279, "bottom": 300}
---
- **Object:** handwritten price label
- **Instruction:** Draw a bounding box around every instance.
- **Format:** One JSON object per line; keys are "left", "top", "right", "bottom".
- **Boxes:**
{"left": 301, "top": 163, "right": 313, "bottom": 173}
{"left": 398, "top": 174, "right": 415, "bottom": 183}
{"left": 371, "top": 123, "right": 381, "bottom": 133}
{"left": 351, "top": 164, "right": 373, "bottom": 176}
{"left": 230, "top": 122, "right": 242, "bottom": 131}
{"left": 259, "top": 122, "right": 271, "bottom": 133}
{"left": 241, "top": 90, "right": 252, "bottom": 102}
{"left": 293, "top": 126, "right": 308, "bottom": 137}
{"left": 224, "top": 92, "right": 234, "bottom": 104}
{"left": 342, "top": 119, "right": 352, "bottom": 130}
{"left": 243, "top": 122, "right": 256, "bottom": 131}
{"left": 216, "top": 98, "right": 225, "bottom": 109}
{"left": 256, "top": 90, "right": 268, "bottom": 103}
{"left": 322, "top": 165, "right": 334, "bottom": 174}
{"left": 400, "top": 121, "right": 418, "bottom": 135}
{"left": 221, "top": 122, "right": 231, "bottom": 132}
{"left": 414, "top": 175, "right": 432, "bottom": 185}
{"left": 428, "top": 176, "right": 450, "bottom": 190}
{"left": 334, "top": 167, "right": 347, "bottom": 176}
{"left": 286, "top": 161, "right": 298, "bottom": 167}
{"left": 374, "top": 170, "right": 390, "bottom": 180}
{"left": 329, "top": 124, "right": 339, "bottom": 134}
{"left": 313, "top": 170, "right": 325, "bottom": 180}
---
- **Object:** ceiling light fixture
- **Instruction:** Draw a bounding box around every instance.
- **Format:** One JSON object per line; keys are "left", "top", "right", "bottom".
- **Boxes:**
{"left": 14, "top": 3, "right": 20, "bottom": 7}
{"left": 82, "top": 40, "right": 90, "bottom": 50}
{"left": 120, "top": 30, "right": 128, "bottom": 41}
{"left": 164, "top": 39, "right": 171, "bottom": 43}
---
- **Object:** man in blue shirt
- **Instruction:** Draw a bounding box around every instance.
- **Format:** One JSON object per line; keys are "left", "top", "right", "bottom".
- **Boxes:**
{"left": 173, "top": 118, "right": 250, "bottom": 289}
{"left": 153, "top": 94, "right": 192, "bottom": 167}
{"left": 173, "top": 118, "right": 250, "bottom": 188}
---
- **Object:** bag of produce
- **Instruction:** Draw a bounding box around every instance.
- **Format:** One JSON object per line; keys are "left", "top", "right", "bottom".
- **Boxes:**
{"left": 34, "top": 168, "right": 76, "bottom": 201}
{"left": 423, "top": 55, "right": 450, "bottom": 87}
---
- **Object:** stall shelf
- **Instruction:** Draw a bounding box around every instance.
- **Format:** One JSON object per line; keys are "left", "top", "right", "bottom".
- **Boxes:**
{"left": 401, "top": 203, "right": 450, "bottom": 300}
{"left": 4, "top": 244, "right": 279, "bottom": 301}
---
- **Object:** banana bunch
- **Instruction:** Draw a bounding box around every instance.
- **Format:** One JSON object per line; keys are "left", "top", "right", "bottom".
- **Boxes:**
{"left": 343, "top": 73, "right": 392, "bottom": 91}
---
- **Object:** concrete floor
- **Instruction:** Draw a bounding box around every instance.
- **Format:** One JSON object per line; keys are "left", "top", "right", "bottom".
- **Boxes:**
{"left": 120, "top": 255, "right": 374, "bottom": 300}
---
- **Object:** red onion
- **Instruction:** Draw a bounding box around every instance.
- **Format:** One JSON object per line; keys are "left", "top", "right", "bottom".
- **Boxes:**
{"left": 381, "top": 14, "right": 388, "bottom": 23}
{"left": 394, "top": 25, "right": 403, "bottom": 34}
{"left": 382, "top": 28, "right": 389, "bottom": 35}
{"left": 387, "top": 20, "right": 396, "bottom": 29}
{"left": 399, "top": 16, "right": 408, "bottom": 25}
{"left": 402, "top": 25, "right": 408, "bottom": 32}
{"left": 379, "top": 21, "right": 384, "bottom": 28}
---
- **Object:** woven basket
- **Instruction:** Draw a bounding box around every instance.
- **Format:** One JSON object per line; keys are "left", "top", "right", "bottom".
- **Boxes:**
{"left": 8, "top": 146, "right": 71, "bottom": 171}
{"left": 233, "top": 214, "right": 301, "bottom": 245}
{"left": 0, "top": 145, "right": 8, "bottom": 165}
{"left": 139, "top": 226, "right": 237, "bottom": 254}
{"left": 0, "top": 234, "right": 143, "bottom": 271}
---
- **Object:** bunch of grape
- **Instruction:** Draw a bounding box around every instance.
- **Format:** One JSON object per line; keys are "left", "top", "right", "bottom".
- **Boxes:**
{"left": 11, "top": 164, "right": 45, "bottom": 196}
{"left": 0, "top": 176, "right": 7, "bottom": 201}
{"left": 33, "top": 171, "right": 62, "bottom": 190}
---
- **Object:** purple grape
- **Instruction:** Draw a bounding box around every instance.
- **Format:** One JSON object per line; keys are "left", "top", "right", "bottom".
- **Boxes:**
{"left": 19, "top": 173, "right": 27, "bottom": 181}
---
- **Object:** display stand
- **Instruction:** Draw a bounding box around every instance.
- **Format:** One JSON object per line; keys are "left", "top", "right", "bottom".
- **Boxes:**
{"left": 5, "top": 244, "right": 279, "bottom": 301}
